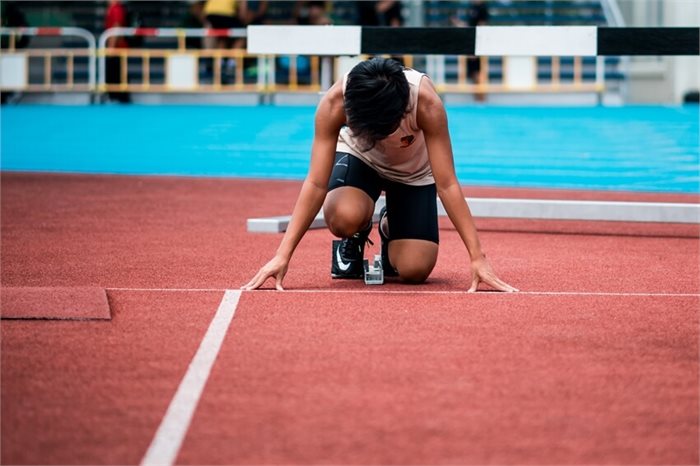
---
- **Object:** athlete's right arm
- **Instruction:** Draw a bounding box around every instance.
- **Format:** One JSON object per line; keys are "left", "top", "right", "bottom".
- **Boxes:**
{"left": 242, "top": 82, "right": 346, "bottom": 291}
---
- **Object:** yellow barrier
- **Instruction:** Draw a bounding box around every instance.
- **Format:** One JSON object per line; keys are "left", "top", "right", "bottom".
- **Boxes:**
{"left": 1, "top": 27, "right": 606, "bottom": 98}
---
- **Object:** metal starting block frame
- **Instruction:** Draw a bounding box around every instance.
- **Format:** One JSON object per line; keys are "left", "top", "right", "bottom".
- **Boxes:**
{"left": 363, "top": 255, "right": 384, "bottom": 285}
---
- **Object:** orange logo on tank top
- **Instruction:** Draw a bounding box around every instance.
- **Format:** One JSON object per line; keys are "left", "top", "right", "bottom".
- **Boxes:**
{"left": 400, "top": 135, "right": 415, "bottom": 148}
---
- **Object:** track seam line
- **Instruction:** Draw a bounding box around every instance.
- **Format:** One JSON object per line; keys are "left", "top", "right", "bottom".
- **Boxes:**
{"left": 108, "top": 287, "right": 700, "bottom": 297}
{"left": 140, "top": 289, "right": 241, "bottom": 466}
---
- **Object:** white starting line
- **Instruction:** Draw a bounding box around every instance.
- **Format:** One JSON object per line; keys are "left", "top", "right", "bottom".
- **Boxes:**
{"left": 109, "top": 287, "right": 700, "bottom": 298}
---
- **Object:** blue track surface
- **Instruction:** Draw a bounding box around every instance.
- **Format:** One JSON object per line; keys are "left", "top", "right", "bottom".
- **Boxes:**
{"left": 2, "top": 105, "right": 698, "bottom": 193}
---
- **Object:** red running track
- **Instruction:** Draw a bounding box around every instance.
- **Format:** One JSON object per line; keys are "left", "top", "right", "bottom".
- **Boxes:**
{"left": 1, "top": 173, "right": 699, "bottom": 464}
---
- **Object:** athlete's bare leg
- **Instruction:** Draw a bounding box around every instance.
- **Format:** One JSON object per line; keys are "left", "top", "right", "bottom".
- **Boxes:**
{"left": 380, "top": 215, "right": 438, "bottom": 284}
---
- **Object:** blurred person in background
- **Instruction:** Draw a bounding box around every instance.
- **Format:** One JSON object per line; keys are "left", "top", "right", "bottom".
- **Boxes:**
{"left": 357, "top": 1, "right": 403, "bottom": 27}
{"left": 204, "top": 0, "right": 247, "bottom": 45}
{"left": 204, "top": 0, "right": 247, "bottom": 79}
{"left": 181, "top": 0, "right": 206, "bottom": 49}
{"left": 244, "top": 0, "right": 268, "bottom": 25}
{"left": 451, "top": 0, "right": 489, "bottom": 102}
{"left": 277, "top": 1, "right": 331, "bottom": 84}
{"left": 356, "top": 1, "right": 404, "bottom": 64}
{"left": 104, "top": 0, "right": 131, "bottom": 103}
{"left": 295, "top": 1, "right": 332, "bottom": 25}
{"left": 1, "top": 1, "right": 30, "bottom": 48}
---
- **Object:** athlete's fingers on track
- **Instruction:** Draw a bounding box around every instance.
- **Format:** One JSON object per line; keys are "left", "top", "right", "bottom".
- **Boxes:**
{"left": 241, "top": 271, "right": 261, "bottom": 290}
{"left": 485, "top": 275, "right": 519, "bottom": 293}
{"left": 275, "top": 272, "right": 285, "bottom": 291}
{"left": 504, "top": 282, "right": 519, "bottom": 292}
{"left": 242, "top": 270, "right": 268, "bottom": 290}
{"left": 468, "top": 274, "right": 519, "bottom": 293}
{"left": 490, "top": 273, "right": 519, "bottom": 292}
{"left": 241, "top": 277, "right": 256, "bottom": 290}
{"left": 493, "top": 279, "right": 519, "bottom": 292}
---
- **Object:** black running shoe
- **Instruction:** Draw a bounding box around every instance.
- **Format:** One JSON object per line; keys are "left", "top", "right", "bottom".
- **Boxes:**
{"left": 331, "top": 221, "right": 373, "bottom": 279}
{"left": 378, "top": 206, "right": 398, "bottom": 277}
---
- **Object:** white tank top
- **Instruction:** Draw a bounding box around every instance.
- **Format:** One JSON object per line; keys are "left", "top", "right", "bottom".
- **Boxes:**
{"left": 336, "top": 68, "right": 434, "bottom": 186}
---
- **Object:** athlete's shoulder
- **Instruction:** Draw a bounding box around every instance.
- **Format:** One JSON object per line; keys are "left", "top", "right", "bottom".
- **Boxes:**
{"left": 417, "top": 75, "right": 442, "bottom": 104}
{"left": 315, "top": 80, "right": 346, "bottom": 131}
{"left": 416, "top": 76, "right": 446, "bottom": 126}
{"left": 319, "top": 79, "right": 344, "bottom": 107}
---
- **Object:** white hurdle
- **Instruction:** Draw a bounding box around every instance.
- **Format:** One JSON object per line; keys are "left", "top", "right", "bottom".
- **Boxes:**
{"left": 246, "top": 197, "right": 700, "bottom": 233}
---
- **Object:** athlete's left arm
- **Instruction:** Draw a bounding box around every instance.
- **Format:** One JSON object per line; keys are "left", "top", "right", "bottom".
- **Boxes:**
{"left": 418, "top": 78, "right": 518, "bottom": 292}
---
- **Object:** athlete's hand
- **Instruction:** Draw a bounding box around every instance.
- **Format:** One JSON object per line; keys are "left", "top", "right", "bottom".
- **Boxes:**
{"left": 468, "top": 254, "right": 518, "bottom": 293}
{"left": 241, "top": 255, "right": 289, "bottom": 291}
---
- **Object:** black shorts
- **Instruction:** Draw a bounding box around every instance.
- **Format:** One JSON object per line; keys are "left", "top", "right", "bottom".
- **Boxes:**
{"left": 328, "top": 152, "right": 439, "bottom": 244}
{"left": 206, "top": 14, "right": 244, "bottom": 29}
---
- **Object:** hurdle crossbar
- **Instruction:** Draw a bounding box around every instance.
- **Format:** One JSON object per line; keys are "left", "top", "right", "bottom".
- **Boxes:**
{"left": 248, "top": 26, "right": 700, "bottom": 57}
{"left": 246, "top": 197, "right": 700, "bottom": 233}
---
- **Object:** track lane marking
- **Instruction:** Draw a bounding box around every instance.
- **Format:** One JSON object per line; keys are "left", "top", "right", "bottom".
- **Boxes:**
{"left": 141, "top": 289, "right": 241, "bottom": 466}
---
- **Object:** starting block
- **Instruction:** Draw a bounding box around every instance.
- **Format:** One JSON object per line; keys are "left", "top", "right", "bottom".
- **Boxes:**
{"left": 363, "top": 255, "right": 384, "bottom": 285}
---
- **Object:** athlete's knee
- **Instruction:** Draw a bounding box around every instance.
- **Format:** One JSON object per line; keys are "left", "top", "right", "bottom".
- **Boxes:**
{"left": 397, "top": 263, "right": 433, "bottom": 284}
{"left": 393, "top": 254, "right": 436, "bottom": 284}
{"left": 324, "top": 187, "right": 374, "bottom": 238}
{"left": 389, "top": 240, "right": 438, "bottom": 284}
{"left": 325, "top": 204, "right": 370, "bottom": 238}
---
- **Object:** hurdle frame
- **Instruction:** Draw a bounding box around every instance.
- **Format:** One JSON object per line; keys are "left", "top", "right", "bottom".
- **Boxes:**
{"left": 245, "top": 26, "right": 699, "bottom": 233}
{"left": 247, "top": 197, "right": 700, "bottom": 233}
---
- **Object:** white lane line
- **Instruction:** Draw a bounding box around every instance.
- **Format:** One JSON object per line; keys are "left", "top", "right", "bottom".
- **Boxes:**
{"left": 141, "top": 289, "right": 242, "bottom": 466}
{"left": 253, "top": 290, "right": 700, "bottom": 297}
{"left": 108, "top": 287, "right": 700, "bottom": 298}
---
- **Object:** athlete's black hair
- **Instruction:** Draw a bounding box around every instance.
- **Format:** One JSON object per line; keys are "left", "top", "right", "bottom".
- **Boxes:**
{"left": 344, "top": 57, "right": 410, "bottom": 150}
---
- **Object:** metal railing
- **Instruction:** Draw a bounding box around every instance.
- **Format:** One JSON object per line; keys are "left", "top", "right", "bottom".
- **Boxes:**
{"left": 432, "top": 56, "right": 605, "bottom": 94}
{"left": 97, "top": 27, "right": 264, "bottom": 93}
{"left": 0, "top": 27, "right": 610, "bottom": 99}
{"left": 0, "top": 27, "right": 96, "bottom": 92}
